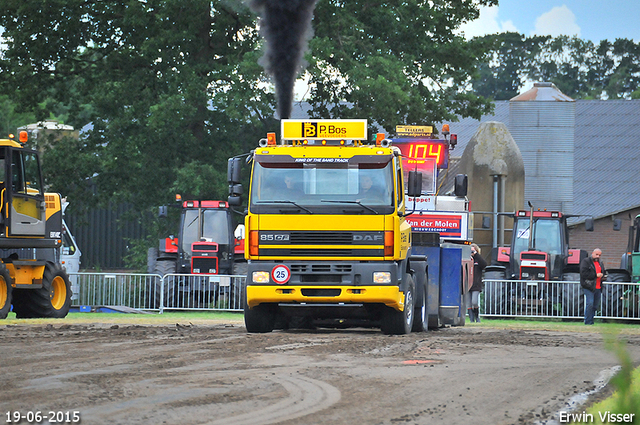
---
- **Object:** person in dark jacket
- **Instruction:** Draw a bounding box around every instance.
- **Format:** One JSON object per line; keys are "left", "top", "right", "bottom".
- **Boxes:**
{"left": 466, "top": 243, "right": 487, "bottom": 323}
{"left": 580, "top": 248, "right": 607, "bottom": 325}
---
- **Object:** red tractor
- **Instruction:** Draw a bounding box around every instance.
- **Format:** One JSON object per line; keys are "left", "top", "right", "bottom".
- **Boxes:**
{"left": 146, "top": 198, "right": 246, "bottom": 309}
{"left": 484, "top": 204, "right": 589, "bottom": 316}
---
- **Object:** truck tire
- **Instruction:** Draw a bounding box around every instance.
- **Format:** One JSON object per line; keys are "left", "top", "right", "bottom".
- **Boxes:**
{"left": 0, "top": 265, "right": 12, "bottom": 319}
{"left": 18, "top": 263, "right": 72, "bottom": 318}
{"left": 561, "top": 272, "right": 583, "bottom": 318}
{"left": 412, "top": 280, "right": 428, "bottom": 332}
{"left": 412, "top": 263, "right": 428, "bottom": 332}
{"left": 381, "top": 276, "right": 415, "bottom": 335}
{"left": 231, "top": 263, "right": 248, "bottom": 310}
{"left": 244, "top": 302, "right": 276, "bottom": 333}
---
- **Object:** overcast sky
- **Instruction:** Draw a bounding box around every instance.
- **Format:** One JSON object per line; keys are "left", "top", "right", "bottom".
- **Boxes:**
{"left": 459, "top": 0, "right": 640, "bottom": 43}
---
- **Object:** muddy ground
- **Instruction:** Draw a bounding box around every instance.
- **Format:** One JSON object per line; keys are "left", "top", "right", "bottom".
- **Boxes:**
{"left": 1, "top": 320, "right": 639, "bottom": 425}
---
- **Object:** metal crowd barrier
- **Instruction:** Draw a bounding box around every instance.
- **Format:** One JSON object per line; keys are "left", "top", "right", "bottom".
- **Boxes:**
{"left": 70, "top": 272, "right": 247, "bottom": 313}
{"left": 68, "top": 273, "right": 640, "bottom": 321}
{"left": 482, "top": 279, "right": 640, "bottom": 321}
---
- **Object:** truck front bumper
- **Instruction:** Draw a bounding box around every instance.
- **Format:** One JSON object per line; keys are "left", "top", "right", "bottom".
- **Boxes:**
{"left": 246, "top": 285, "right": 405, "bottom": 310}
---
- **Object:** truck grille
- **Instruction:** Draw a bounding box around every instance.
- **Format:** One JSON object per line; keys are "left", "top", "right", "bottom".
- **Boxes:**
{"left": 260, "top": 248, "right": 383, "bottom": 257}
{"left": 290, "top": 232, "right": 353, "bottom": 244}
{"left": 300, "top": 288, "right": 342, "bottom": 297}
{"left": 290, "top": 264, "right": 353, "bottom": 273}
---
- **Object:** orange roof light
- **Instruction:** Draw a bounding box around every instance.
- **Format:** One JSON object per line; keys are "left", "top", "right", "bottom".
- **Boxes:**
{"left": 175, "top": 194, "right": 182, "bottom": 202}
{"left": 19, "top": 131, "right": 28, "bottom": 144}
{"left": 441, "top": 124, "right": 450, "bottom": 136}
{"left": 267, "top": 132, "right": 277, "bottom": 146}
{"left": 376, "top": 133, "right": 386, "bottom": 146}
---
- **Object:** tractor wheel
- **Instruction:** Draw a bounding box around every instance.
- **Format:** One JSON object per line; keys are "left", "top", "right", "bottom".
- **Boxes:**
{"left": 0, "top": 265, "right": 12, "bottom": 319}
{"left": 561, "top": 272, "right": 584, "bottom": 318}
{"left": 230, "top": 263, "right": 248, "bottom": 310}
{"left": 244, "top": 302, "right": 276, "bottom": 333}
{"left": 602, "top": 269, "right": 630, "bottom": 318}
{"left": 146, "top": 259, "right": 177, "bottom": 309}
{"left": 483, "top": 269, "right": 510, "bottom": 315}
{"left": 412, "top": 267, "right": 428, "bottom": 332}
{"left": 381, "top": 276, "right": 415, "bottom": 335}
{"left": 25, "top": 263, "right": 72, "bottom": 318}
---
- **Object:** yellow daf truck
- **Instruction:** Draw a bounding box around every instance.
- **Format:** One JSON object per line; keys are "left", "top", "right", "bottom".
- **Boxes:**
{"left": 0, "top": 131, "right": 71, "bottom": 319}
{"left": 227, "top": 119, "right": 429, "bottom": 334}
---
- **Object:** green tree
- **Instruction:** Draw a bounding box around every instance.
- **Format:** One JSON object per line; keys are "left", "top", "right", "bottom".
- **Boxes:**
{"left": 306, "top": 0, "right": 497, "bottom": 133}
{"left": 0, "top": 94, "right": 37, "bottom": 136}
{"left": 0, "top": 0, "right": 274, "bottom": 212}
{"left": 472, "top": 32, "right": 549, "bottom": 101}
{"left": 1, "top": 0, "right": 498, "bottom": 212}
{"left": 473, "top": 34, "right": 640, "bottom": 101}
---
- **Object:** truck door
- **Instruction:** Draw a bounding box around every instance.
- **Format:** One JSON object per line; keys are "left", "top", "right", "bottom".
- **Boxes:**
{"left": 7, "top": 148, "right": 46, "bottom": 237}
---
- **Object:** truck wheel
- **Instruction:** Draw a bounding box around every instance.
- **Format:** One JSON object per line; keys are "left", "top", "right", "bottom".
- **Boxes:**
{"left": 411, "top": 265, "right": 428, "bottom": 332}
{"left": 231, "top": 263, "right": 248, "bottom": 310}
{"left": 381, "top": 276, "right": 415, "bottom": 335}
{"left": 30, "top": 263, "right": 72, "bottom": 318}
{"left": 561, "top": 272, "right": 583, "bottom": 318}
{"left": 244, "top": 302, "right": 276, "bottom": 333}
{"left": 0, "top": 265, "right": 12, "bottom": 319}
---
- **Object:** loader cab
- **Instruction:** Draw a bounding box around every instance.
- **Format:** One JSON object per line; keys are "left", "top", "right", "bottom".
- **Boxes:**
{"left": 0, "top": 134, "right": 46, "bottom": 238}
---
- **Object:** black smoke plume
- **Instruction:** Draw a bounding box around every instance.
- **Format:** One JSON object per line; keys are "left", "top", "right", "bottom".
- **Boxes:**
{"left": 250, "top": 0, "right": 318, "bottom": 119}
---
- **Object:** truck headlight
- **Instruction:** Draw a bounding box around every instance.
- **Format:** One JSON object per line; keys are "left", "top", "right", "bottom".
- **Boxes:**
{"left": 522, "top": 272, "right": 529, "bottom": 278}
{"left": 252, "top": 271, "right": 270, "bottom": 283}
{"left": 373, "top": 272, "right": 391, "bottom": 284}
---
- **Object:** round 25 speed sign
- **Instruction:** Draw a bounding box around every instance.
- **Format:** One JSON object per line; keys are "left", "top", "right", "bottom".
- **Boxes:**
{"left": 271, "top": 265, "right": 291, "bottom": 284}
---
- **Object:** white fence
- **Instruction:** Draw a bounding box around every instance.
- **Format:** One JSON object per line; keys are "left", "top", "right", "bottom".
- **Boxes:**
{"left": 70, "top": 272, "right": 246, "bottom": 313}
{"left": 483, "top": 279, "right": 640, "bottom": 320}
{"left": 69, "top": 273, "right": 640, "bottom": 321}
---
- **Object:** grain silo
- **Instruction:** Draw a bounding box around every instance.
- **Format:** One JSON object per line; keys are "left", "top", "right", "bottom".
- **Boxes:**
{"left": 458, "top": 122, "right": 525, "bottom": 254}
{"left": 509, "top": 82, "right": 575, "bottom": 213}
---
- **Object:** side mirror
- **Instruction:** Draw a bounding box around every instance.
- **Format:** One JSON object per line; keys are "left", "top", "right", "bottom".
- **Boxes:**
{"left": 407, "top": 171, "right": 423, "bottom": 197}
{"left": 228, "top": 183, "right": 243, "bottom": 206}
{"left": 585, "top": 217, "right": 594, "bottom": 232}
{"left": 454, "top": 174, "right": 468, "bottom": 197}
{"left": 227, "top": 157, "right": 242, "bottom": 185}
{"left": 228, "top": 157, "right": 244, "bottom": 205}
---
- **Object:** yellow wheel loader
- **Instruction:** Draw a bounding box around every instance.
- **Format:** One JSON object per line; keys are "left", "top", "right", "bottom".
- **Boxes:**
{"left": 0, "top": 131, "right": 70, "bottom": 319}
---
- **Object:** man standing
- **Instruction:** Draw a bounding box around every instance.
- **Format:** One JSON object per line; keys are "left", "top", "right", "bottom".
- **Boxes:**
{"left": 580, "top": 248, "right": 606, "bottom": 325}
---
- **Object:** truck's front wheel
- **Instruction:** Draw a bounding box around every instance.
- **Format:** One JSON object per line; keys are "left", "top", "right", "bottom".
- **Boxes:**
{"left": 381, "top": 276, "right": 415, "bottom": 335}
{"left": 244, "top": 302, "right": 276, "bottom": 333}
{"left": 412, "top": 266, "right": 428, "bottom": 332}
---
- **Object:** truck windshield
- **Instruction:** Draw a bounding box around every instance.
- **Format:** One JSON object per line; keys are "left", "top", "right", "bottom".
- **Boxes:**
{"left": 250, "top": 154, "right": 394, "bottom": 214}
{"left": 181, "top": 209, "right": 229, "bottom": 256}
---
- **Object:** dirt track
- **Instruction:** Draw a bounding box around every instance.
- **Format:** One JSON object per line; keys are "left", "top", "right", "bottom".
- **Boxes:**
{"left": 1, "top": 320, "right": 639, "bottom": 425}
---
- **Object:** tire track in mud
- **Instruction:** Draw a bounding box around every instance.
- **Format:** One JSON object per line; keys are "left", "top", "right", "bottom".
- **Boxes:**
{"left": 206, "top": 374, "right": 341, "bottom": 425}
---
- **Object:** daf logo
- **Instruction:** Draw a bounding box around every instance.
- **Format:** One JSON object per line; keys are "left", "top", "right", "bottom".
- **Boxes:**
{"left": 353, "top": 234, "right": 383, "bottom": 242}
